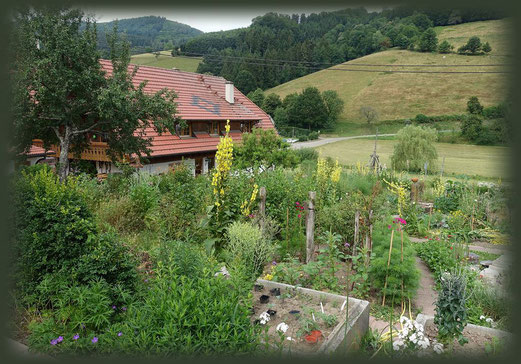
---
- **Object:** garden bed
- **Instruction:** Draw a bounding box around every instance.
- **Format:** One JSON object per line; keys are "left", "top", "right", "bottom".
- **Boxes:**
{"left": 416, "top": 314, "right": 512, "bottom": 357}
{"left": 252, "top": 279, "right": 369, "bottom": 356}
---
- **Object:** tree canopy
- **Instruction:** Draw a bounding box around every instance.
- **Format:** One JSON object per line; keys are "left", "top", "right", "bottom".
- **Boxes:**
{"left": 10, "top": 6, "right": 181, "bottom": 180}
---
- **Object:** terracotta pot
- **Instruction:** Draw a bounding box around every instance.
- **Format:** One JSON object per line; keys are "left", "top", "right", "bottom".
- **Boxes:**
{"left": 411, "top": 177, "right": 419, "bottom": 183}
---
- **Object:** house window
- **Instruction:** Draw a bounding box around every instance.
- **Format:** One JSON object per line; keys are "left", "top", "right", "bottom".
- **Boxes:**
{"left": 210, "top": 121, "right": 219, "bottom": 135}
{"left": 179, "top": 124, "right": 192, "bottom": 137}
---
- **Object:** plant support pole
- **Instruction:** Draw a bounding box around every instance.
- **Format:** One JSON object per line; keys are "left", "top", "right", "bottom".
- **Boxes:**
{"left": 354, "top": 210, "right": 360, "bottom": 255}
{"left": 306, "top": 191, "right": 316, "bottom": 264}
{"left": 382, "top": 229, "right": 394, "bottom": 306}
{"left": 259, "top": 186, "right": 266, "bottom": 231}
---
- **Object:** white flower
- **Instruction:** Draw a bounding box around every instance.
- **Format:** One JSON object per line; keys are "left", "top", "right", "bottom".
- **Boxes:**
{"left": 486, "top": 318, "right": 494, "bottom": 324}
{"left": 480, "top": 315, "right": 486, "bottom": 320}
{"left": 410, "top": 333, "right": 418, "bottom": 343}
{"left": 433, "top": 342, "right": 444, "bottom": 354}
{"left": 393, "top": 340, "right": 404, "bottom": 351}
{"left": 259, "top": 312, "right": 270, "bottom": 325}
{"left": 400, "top": 316, "right": 408, "bottom": 324}
{"left": 276, "top": 322, "right": 289, "bottom": 333}
{"left": 418, "top": 338, "right": 430, "bottom": 349}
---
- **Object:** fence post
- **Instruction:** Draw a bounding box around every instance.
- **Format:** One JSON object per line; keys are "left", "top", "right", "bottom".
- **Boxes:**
{"left": 259, "top": 187, "right": 266, "bottom": 231}
{"left": 306, "top": 191, "right": 316, "bottom": 264}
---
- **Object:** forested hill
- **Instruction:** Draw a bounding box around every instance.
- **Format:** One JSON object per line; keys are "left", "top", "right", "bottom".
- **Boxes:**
{"left": 180, "top": 7, "right": 505, "bottom": 94}
{"left": 96, "top": 16, "right": 203, "bottom": 55}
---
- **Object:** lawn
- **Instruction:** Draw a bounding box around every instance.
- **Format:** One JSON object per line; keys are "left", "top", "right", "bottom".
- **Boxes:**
{"left": 315, "top": 138, "right": 510, "bottom": 179}
{"left": 130, "top": 51, "right": 202, "bottom": 72}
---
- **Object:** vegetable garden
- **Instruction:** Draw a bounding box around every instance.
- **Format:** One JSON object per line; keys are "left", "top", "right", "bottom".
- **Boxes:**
{"left": 8, "top": 126, "right": 512, "bottom": 359}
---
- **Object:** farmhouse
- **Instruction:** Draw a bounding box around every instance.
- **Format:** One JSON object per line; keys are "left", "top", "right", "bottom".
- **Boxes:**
{"left": 28, "top": 60, "right": 275, "bottom": 176}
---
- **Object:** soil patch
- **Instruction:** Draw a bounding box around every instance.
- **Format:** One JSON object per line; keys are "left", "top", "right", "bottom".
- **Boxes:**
{"left": 251, "top": 284, "right": 354, "bottom": 354}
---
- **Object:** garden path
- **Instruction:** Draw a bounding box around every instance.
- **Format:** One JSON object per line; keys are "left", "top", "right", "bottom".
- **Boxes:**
{"left": 413, "top": 257, "right": 438, "bottom": 317}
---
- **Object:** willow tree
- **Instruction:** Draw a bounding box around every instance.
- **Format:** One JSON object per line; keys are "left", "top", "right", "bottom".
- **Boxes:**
{"left": 10, "top": 6, "right": 180, "bottom": 180}
{"left": 391, "top": 125, "right": 438, "bottom": 172}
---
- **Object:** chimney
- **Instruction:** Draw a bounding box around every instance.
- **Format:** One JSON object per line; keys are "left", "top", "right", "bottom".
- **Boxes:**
{"left": 225, "top": 81, "right": 234, "bottom": 104}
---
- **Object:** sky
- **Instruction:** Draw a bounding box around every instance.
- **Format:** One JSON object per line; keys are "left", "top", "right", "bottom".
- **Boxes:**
{"left": 82, "top": 5, "right": 382, "bottom": 33}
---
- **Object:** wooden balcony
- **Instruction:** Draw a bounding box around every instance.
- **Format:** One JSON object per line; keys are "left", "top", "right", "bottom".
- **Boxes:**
{"left": 32, "top": 140, "right": 114, "bottom": 162}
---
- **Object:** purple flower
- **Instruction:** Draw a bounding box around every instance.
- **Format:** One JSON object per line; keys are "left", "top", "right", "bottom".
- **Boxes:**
{"left": 57, "top": 336, "right": 63, "bottom": 343}
{"left": 112, "top": 305, "right": 117, "bottom": 310}
{"left": 122, "top": 307, "right": 127, "bottom": 311}
{"left": 272, "top": 261, "right": 277, "bottom": 266}
{"left": 344, "top": 242, "right": 350, "bottom": 248}
{"left": 91, "top": 337, "right": 98, "bottom": 344}
{"left": 50, "top": 339, "right": 58, "bottom": 346}
{"left": 117, "top": 332, "right": 123, "bottom": 337}
{"left": 80, "top": 323, "right": 86, "bottom": 329}
{"left": 73, "top": 334, "right": 79, "bottom": 340}
{"left": 144, "top": 279, "right": 149, "bottom": 283}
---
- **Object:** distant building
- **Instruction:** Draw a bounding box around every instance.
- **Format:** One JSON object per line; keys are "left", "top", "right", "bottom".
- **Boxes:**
{"left": 27, "top": 60, "right": 275, "bottom": 177}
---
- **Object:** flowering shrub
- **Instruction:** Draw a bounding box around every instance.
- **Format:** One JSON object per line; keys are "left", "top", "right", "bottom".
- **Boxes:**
{"left": 393, "top": 316, "right": 433, "bottom": 353}
{"left": 212, "top": 120, "right": 233, "bottom": 211}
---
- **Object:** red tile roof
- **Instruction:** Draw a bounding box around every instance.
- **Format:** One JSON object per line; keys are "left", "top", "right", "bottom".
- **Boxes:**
{"left": 27, "top": 145, "right": 54, "bottom": 157}
{"left": 99, "top": 60, "right": 275, "bottom": 158}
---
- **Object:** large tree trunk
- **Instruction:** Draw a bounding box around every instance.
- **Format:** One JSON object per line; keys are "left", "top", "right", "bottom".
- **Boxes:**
{"left": 57, "top": 126, "right": 72, "bottom": 182}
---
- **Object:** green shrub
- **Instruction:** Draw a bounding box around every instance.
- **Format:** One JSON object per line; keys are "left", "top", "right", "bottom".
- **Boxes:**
{"left": 369, "top": 218, "right": 419, "bottom": 304}
{"left": 308, "top": 131, "right": 319, "bottom": 140}
{"left": 467, "top": 96, "right": 483, "bottom": 115}
{"left": 482, "top": 103, "right": 507, "bottom": 119}
{"left": 391, "top": 125, "right": 438, "bottom": 172}
{"left": 438, "top": 40, "right": 454, "bottom": 53}
{"left": 74, "top": 232, "right": 138, "bottom": 291}
{"left": 294, "top": 148, "right": 318, "bottom": 162}
{"left": 434, "top": 269, "right": 469, "bottom": 346}
{"left": 415, "top": 240, "right": 458, "bottom": 281}
{"left": 414, "top": 113, "right": 432, "bottom": 123}
{"left": 12, "top": 166, "right": 95, "bottom": 300}
{"left": 225, "top": 221, "right": 275, "bottom": 279}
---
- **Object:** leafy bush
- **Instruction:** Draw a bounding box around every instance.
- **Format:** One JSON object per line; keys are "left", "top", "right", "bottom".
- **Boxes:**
{"left": 418, "top": 28, "right": 437, "bottom": 52}
{"left": 434, "top": 269, "right": 469, "bottom": 346}
{"left": 391, "top": 125, "right": 438, "bottom": 172}
{"left": 438, "top": 40, "right": 454, "bottom": 53}
{"left": 225, "top": 221, "right": 275, "bottom": 279}
{"left": 12, "top": 166, "right": 95, "bottom": 300}
{"left": 27, "top": 263, "right": 259, "bottom": 356}
{"left": 414, "top": 113, "right": 432, "bottom": 123}
{"left": 294, "top": 148, "right": 318, "bottom": 162}
{"left": 74, "top": 232, "right": 138, "bottom": 290}
{"left": 467, "top": 96, "right": 483, "bottom": 115}
{"left": 482, "top": 103, "right": 507, "bottom": 119}
{"left": 415, "top": 241, "right": 458, "bottom": 281}
{"left": 308, "top": 131, "right": 319, "bottom": 140}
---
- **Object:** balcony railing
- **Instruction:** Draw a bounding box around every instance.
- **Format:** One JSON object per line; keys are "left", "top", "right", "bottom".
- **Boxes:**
{"left": 32, "top": 140, "right": 114, "bottom": 162}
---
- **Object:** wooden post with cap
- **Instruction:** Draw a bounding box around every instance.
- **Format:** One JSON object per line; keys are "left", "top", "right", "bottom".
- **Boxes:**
{"left": 306, "top": 191, "right": 316, "bottom": 264}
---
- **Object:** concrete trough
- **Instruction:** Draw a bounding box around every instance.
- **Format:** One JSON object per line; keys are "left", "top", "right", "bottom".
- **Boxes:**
{"left": 256, "top": 279, "right": 370, "bottom": 356}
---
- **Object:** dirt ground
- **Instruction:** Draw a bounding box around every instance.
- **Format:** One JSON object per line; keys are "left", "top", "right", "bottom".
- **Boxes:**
{"left": 251, "top": 284, "right": 354, "bottom": 354}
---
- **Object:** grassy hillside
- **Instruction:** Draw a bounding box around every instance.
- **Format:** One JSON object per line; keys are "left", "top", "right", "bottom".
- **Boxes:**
{"left": 267, "top": 19, "right": 511, "bottom": 126}
{"left": 130, "top": 51, "right": 202, "bottom": 72}
{"left": 315, "top": 139, "right": 509, "bottom": 179}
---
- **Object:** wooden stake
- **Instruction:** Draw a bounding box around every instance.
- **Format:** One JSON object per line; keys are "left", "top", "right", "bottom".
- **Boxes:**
{"left": 306, "top": 191, "right": 316, "bottom": 264}
{"left": 354, "top": 210, "right": 360, "bottom": 255}
{"left": 259, "top": 186, "right": 266, "bottom": 231}
{"left": 400, "top": 228, "right": 404, "bottom": 311}
{"left": 382, "top": 229, "right": 394, "bottom": 306}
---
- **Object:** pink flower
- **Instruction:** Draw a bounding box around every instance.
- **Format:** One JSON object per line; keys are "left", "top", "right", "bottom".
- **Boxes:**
{"left": 298, "top": 214, "right": 301, "bottom": 218}
{"left": 388, "top": 225, "right": 391, "bottom": 229}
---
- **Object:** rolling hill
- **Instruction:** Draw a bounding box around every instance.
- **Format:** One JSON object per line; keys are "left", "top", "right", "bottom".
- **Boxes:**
{"left": 96, "top": 16, "right": 203, "bottom": 55}
{"left": 267, "top": 19, "right": 511, "bottom": 124}
{"left": 130, "top": 51, "right": 202, "bottom": 72}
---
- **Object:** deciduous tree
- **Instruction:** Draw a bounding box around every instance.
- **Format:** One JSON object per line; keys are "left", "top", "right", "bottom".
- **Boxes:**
{"left": 11, "top": 7, "right": 180, "bottom": 181}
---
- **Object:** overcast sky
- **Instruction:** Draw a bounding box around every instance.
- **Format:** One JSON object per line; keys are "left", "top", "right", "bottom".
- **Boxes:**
{"left": 82, "top": 5, "right": 382, "bottom": 33}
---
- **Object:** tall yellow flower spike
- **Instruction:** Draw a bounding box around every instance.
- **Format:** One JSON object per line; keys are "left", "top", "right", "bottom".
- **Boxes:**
{"left": 212, "top": 120, "right": 234, "bottom": 211}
